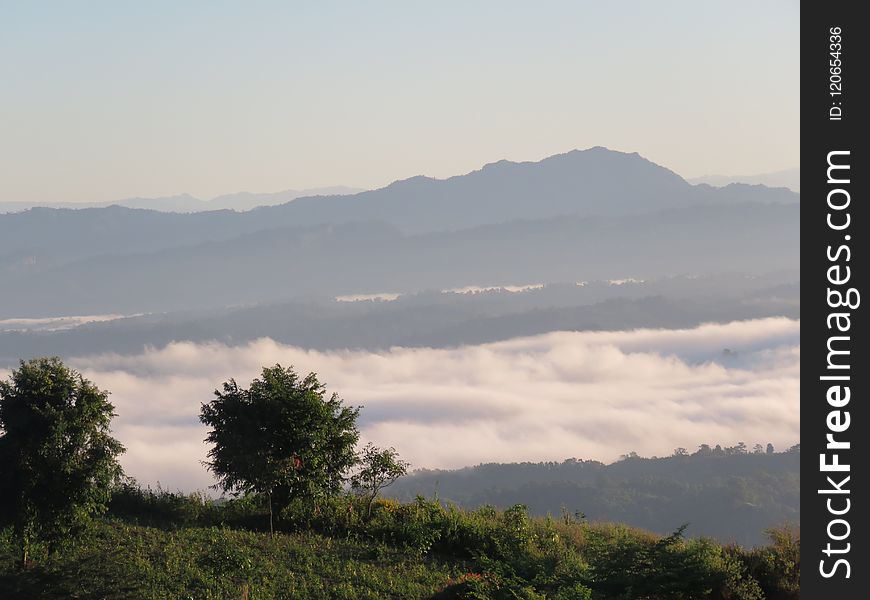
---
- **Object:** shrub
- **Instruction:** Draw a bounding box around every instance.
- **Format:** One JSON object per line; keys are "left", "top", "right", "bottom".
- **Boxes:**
{"left": 734, "top": 525, "right": 800, "bottom": 600}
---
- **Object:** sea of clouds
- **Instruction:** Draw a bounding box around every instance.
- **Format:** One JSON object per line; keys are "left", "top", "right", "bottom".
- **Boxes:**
{"left": 5, "top": 318, "right": 799, "bottom": 492}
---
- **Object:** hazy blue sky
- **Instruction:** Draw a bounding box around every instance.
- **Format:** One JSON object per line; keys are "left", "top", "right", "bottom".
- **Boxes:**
{"left": 0, "top": 1, "right": 799, "bottom": 203}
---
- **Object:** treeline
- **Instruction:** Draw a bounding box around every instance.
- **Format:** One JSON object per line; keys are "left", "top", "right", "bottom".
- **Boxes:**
{"left": 390, "top": 447, "right": 800, "bottom": 548}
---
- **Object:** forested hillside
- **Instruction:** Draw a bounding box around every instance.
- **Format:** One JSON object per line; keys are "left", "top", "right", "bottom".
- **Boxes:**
{"left": 390, "top": 447, "right": 800, "bottom": 548}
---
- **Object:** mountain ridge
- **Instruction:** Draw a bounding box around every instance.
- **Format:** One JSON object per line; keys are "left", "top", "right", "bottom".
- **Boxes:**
{"left": 0, "top": 147, "right": 800, "bottom": 317}
{"left": 0, "top": 186, "right": 364, "bottom": 214}
{"left": 0, "top": 202, "right": 799, "bottom": 317}
{"left": 688, "top": 167, "right": 800, "bottom": 192}
{"left": 0, "top": 147, "right": 799, "bottom": 269}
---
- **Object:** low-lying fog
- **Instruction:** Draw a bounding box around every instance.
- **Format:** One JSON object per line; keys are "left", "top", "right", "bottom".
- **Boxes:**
{"left": 0, "top": 318, "right": 799, "bottom": 493}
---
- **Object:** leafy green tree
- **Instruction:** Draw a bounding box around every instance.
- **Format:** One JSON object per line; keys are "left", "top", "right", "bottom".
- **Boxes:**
{"left": 351, "top": 443, "right": 410, "bottom": 517}
{"left": 0, "top": 357, "right": 125, "bottom": 567}
{"left": 200, "top": 364, "right": 360, "bottom": 535}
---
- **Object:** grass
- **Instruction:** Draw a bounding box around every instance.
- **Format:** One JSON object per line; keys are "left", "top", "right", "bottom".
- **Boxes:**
{"left": 0, "top": 520, "right": 466, "bottom": 599}
{"left": 0, "top": 490, "right": 800, "bottom": 599}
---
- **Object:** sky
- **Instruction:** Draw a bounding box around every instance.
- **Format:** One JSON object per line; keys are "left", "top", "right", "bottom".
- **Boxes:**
{"left": 0, "top": 1, "right": 799, "bottom": 203}
{"left": 7, "top": 317, "right": 797, "bottom": 492}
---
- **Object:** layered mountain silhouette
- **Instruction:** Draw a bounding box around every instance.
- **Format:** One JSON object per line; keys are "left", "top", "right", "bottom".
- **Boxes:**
{"left": 274, "top": 148, "right": 796, "bottom": 233}
{"left": 0, "top": 147, "right": 799, "bottom": 318}
{"left": 0, "top": 186, "right": 363, "bottom": 214}
{"left": 0, "top": 147, "right": 797, "bottom": 269}
{"left": 0, "top": 275, "right": 800, "bottom": 365}
{"left": 689, "top": 167, "right": 800, "bottom": 193}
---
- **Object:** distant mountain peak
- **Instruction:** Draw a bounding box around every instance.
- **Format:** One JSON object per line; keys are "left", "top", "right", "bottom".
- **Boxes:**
{"left": 248, "top": 146, "right": 795, "bottom": 234}
{"left": 688, "top": 167, "right": 799, "bottom": 193}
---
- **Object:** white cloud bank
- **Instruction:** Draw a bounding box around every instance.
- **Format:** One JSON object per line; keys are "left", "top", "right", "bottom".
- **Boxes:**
{"left": 5, "top": 318, "right": 799, "bottom": 492}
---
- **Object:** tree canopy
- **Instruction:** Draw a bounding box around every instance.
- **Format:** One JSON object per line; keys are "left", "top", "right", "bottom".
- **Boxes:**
{"left": 0, "top": 357, "right": 125, "bottom": 565}
{"left": 199, "top": 364, "right": 360, "bottom": 532}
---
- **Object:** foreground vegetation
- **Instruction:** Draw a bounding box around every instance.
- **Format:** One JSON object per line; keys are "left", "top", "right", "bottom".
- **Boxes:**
{"left": 1, "top": 486, "right": 799, "bottom": 599}
{"left": 1, "top": 359, "right": 800, "bottom": 598}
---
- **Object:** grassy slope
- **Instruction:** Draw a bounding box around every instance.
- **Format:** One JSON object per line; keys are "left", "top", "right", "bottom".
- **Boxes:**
{"left": 0, "top": 493, "right": 799, "bottom": 599}
{"left": 0, "top": 521, "right": 464, "bottom": 599}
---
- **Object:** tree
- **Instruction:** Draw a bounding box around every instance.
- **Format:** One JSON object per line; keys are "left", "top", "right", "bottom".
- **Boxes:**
{"left": 0, "top": 357, "right": 124, "bottom": 567}
{"left": 199, "top": 364, "right": 360, "bottom": 535}
{"left": 695, "top": 444, "right": 713, "bottom": 456}
{"left": 351, "top": 443, "right": 410, "bottom": 517}
{"left": 725, "top": 441, "right": 748, "bottom": 456}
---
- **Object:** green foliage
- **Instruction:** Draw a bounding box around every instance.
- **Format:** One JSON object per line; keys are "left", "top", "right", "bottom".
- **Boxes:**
{"left": 264, "top": 495, "right": 775, "bottom": 599}
{"left": 0, "top": 357, "right": 124, "bottom": 565}
{"left": 0, "top": 488, "right": 797, "bottom": 599}
{"left": 581, "top": 524, "right": 763, "bottom": 600}
{"left": 0, "top": 520, "right": 460, "bottom": 599}
{"left": 199, "top": 364, "right": 360, "bottom": 530}
{"left": 108, "top": 480, "right": 231, "bottom": 529}
{"left": 0, "top": 359, "right": 801, "bottom": 597}
{"left": 735, "top": 526, "right": 800, "bottom": 600}
{"left": 351, "top": 443, "right": 411, "bottom": 517}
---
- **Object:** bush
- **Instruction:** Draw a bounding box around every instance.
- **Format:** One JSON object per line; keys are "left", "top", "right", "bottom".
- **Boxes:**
{"left": 108, "top": 480, "right": 268, "bottom": 531}
{"left": 733, "top": 526, "right": 800, "bottom": 600}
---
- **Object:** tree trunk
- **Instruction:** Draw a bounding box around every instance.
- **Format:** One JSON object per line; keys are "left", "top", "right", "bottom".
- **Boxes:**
{"left": 268, "top": 491, "right": 274, "bottom": 538}
{"left": 17, "top": 527, "right": 29, "bottom": 570}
